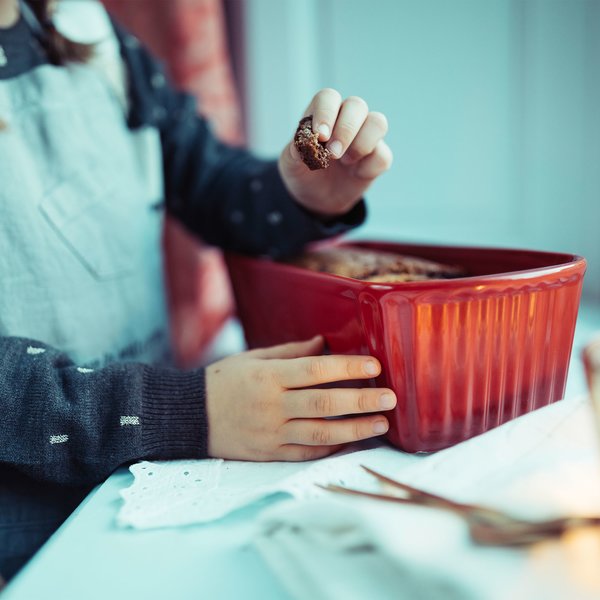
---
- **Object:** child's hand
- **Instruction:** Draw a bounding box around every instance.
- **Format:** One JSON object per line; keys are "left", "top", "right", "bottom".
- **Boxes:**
{"left": 278, "top": 88, "right": 393, "bottom": 217}
{"left": 205, "top": 335, "right": 396, "bottom": 461}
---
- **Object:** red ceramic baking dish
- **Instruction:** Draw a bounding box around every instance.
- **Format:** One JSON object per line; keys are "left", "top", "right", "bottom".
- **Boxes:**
{"left": 225, "top": 241, "right": 586, "bottom": 452}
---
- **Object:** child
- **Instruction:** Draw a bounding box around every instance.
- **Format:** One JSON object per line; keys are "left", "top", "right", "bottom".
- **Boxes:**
{"left": 0, "top": 0, "right": 394, "bottom": 580}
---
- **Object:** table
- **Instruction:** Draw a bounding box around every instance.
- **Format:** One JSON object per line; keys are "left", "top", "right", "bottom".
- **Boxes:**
{"left": 4, "top": 305, "right": 600, "bottom": 600}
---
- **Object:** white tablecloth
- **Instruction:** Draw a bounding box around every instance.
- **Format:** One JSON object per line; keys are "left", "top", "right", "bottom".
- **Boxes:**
{"left": 253, "top": 395, "right": 600, "bottom": 600}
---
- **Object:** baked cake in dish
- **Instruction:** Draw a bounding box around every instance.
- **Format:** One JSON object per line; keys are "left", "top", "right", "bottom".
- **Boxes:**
{"left": 288, "top": 247, "right": 465, "bottom": 282}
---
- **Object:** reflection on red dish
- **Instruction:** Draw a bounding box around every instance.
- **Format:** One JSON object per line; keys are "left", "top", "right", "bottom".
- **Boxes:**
{"left": 225, "top": 241, "right": 586, "bottom": 453}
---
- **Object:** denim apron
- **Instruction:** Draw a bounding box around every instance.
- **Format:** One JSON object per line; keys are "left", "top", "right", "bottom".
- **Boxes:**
{"left": 0, "top": 13, "right": 169, "bottom": 366}
{"left": 0, "top": 3, "right": 170, "bottom": 579}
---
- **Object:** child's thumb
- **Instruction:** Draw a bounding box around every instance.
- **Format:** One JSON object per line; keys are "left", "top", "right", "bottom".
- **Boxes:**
{"left": 280, "top": 140, "right": 305, "bottom": 174}
{"left": 252, "top": 335, "right": 324, "bottom": 360}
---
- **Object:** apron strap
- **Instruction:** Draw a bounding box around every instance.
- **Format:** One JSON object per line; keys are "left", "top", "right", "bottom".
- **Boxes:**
{"left": 19, "top": 0, "right": 47, "bottom": 42}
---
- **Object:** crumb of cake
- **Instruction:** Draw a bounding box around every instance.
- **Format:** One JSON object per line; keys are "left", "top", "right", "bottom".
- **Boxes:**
{"left": 294, "top": 116, "right": 332, "bottom": 170}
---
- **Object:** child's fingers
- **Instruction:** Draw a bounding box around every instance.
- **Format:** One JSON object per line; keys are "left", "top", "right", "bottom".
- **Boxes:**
{"left": 278, "top": 444, "right": 344, "bottom": 462}
{"left": 281, "top": 415, "right": 390, "bottom": 446}
{"left": 304, "top": 88, "right": 342, "bottom": 141}
{"left": 340, "top": 111, "right": 388, "bottom": 166}
{"left": 326, "top": 96, "right": 369, "bottom": 159}
{"left": 275, "top": 355, "right": 381, "bottom": 388}
{"left": 353, "top": 140, "right": 394, "bottom": 180}
{"left": 282, "top": 388, "right": 396, "bottom": 418}
{"left": 250, "top": 335, "right": 324, "bottom": 360}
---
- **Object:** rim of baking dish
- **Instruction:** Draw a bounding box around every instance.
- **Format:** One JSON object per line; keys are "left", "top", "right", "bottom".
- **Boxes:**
{"left": 227, "top": 241, "right": 586, "bottom": 291}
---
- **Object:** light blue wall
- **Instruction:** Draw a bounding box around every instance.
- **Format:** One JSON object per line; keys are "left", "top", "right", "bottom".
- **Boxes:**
{"left": 243, "top": 0, "right": 600, "bottom": 300}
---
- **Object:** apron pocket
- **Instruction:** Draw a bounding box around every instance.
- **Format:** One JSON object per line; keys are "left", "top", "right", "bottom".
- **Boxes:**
{"left": 39, "top": 168, "right": 153, "bottom": 279}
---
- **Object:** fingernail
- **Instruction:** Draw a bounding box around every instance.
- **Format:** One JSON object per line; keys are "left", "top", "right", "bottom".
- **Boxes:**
{"left": 379, "top": 394, "right": 395, "bottom": 409}
{"left": 364, "top": 361, "right": 379, "bottom": 376}
{"left": 328, "top": 140, "right": 342, "bottom": 158}
{"left": 317, "top": 123, "right": 330, "bottom": 138}
{"left": 373, "top": 420, "right": 388, "bottom": 434}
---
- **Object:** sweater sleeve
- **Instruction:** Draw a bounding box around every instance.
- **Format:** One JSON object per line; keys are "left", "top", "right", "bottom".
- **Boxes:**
{"left": 113, "top": 24, "right": 366, "bottom": 259}
{"left": 0, "top": 336, "right": 207, "bottom": 487}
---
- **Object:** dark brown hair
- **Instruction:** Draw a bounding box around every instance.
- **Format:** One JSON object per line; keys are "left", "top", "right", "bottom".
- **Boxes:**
{"left": 25, "top": 0, "right": 94, "bottom": 64}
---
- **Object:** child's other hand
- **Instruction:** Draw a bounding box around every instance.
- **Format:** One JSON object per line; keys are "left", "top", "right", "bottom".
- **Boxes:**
{"left": 205, "top": 335, "right": 396, "bottom": 461}
{"left": 278, "top": 88, "right": 393, "bottom": 217}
